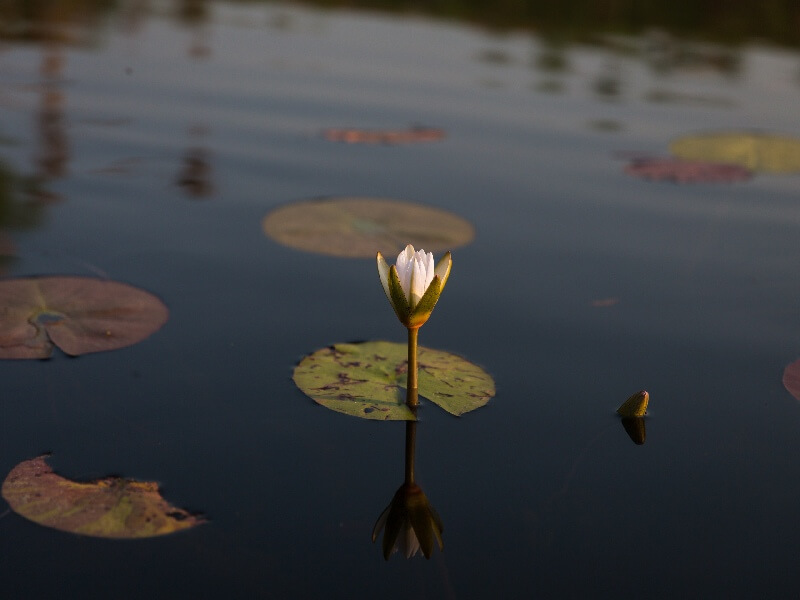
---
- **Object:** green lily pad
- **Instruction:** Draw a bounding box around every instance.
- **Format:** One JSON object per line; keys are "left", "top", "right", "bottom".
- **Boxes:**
{"left": 293, "top": 341, "right": 495, "bottom": 420}
{"left": 1, "top": 455, "right": 205, "bottom": 538}
{"left": 669, "top": 132, "right": 800, "bottom": 173}
{"left": 262, "top": 197, "right": 475, "bottom": 258}
{"left": 0, "top": 276, "right": 168, "bottom": 359}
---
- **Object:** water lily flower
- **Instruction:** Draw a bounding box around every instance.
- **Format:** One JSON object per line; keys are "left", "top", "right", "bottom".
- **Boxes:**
{"left": 376, "top": 245, "right": 452, "bottom": 329}
{"left": 372, "top": 482, "right": 444, "bottom": 560}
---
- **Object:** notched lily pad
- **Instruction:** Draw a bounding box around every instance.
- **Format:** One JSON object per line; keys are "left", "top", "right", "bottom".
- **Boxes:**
{"left": 0, "top": 276, "right": 168, "bottom": 359}
{"left": 1, "top": 455, "right": 204, "bottom": 538}
{"left": 782, "top": 359, "right": 800, "bottom": 402}
{"left": 262, "top": 197, "right": 474, "bottom": 258}
{"left": 669, "top": 132, "right": 800, "bottom": 173}
{"left": 293, "top": 341, "right": 495, "bottom": 420}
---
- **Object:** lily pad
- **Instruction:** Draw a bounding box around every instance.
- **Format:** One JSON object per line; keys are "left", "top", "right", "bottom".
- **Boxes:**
{"left": 262, "top": 197, "right": 474, "bottom": 258}
{"left": 782, "top": 359, "right": 800, "bottom": 402}
{"left": 322, "top": 127, "right": 445, "bottom": 144}
{"left": 1, "top": 455, "right": 204, "bottom": 538}
{"left": 0, "top": 276, "right": 168, "bottom": 359}
{"left": 624, "top": 157, "right": 752, "bottom": 183}
{"left": 669, "top": 132, "right": 800, "bottom": 173}
{"left": 293, "top": 341, "right": 495, "bottom": 420}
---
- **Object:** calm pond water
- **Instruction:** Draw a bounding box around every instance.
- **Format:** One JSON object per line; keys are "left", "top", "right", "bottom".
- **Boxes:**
{"left": 2, "top": 1, "right": 800, "bottom": 598}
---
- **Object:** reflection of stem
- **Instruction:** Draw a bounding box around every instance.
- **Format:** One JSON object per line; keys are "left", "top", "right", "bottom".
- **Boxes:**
{"left": 407, "top": 327, "right": 419, "bottom": 401}
{"left": 404, "top": 417, "right": 417, "bottom": 485}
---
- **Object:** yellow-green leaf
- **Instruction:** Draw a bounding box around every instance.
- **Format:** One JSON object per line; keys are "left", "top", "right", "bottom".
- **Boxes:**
{"left": 1, "top": 455, "right": 204, "bottom": 538}
{"left": 262, "top": 197, "right": 474, "bottom": 258}
{"left": 669, "top": 132, "right": 800, "bottom": 173}
{"left": 293, "top": 341, "right": 495, "bottom": 420}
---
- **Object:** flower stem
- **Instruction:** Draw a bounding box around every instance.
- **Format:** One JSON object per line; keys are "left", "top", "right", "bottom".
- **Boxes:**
{"left": 406, "top": 327, "right": 419, "bottom": 400}
{"left": 404, "top": 420, "right": 417, "bottom": 485}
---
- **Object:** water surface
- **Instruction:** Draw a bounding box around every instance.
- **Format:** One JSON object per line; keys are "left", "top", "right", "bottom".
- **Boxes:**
{"left": 2, "top": 2, "right": 800, "bottom": 598}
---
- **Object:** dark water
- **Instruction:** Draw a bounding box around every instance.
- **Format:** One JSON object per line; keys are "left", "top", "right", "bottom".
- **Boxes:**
{"left": 2, "top": 2, "right": 800, "bottom": 598}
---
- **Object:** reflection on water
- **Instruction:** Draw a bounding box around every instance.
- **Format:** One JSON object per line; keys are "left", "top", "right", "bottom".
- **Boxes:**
{"left": 620, "top": 416, "right": 646, "bottom": 445}
{"left": 372, "top": 395, "right": 444, "bottom": 560}
{"left": 36, "top": 45, "right": 68, "bottom": 181}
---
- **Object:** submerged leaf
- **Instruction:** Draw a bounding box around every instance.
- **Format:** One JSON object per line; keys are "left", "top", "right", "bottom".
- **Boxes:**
{"left": 1, "top": 455, "right": 204, "bottom": 538}
{"left": 293, "top": 341, "right": 495, "bottom": 420}
{"left": 0, "top": 276, "right": 168, "bottom": 359}
{"left": 669, "top": 132, "right": 800, "bottom": 173}
{"left": 262, "top": 197, "right": 474, "bottom": 258}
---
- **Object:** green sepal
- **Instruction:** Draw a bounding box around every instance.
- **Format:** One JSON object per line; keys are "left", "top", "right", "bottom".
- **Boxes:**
{"left": 407, "top": 276, "right": 442, "bottom": 329}
{"left": 387, "top": 265, "right": 411, "bottom": 325}
{"left": 434, "top": 251, "right": 452, "bottom": 291}
{"left": 376, "top": 252, "right": 392, "bottom": 301}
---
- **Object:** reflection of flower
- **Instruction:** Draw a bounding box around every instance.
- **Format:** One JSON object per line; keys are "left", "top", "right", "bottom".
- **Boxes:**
{"left": 376, "top": 245, "right": 451, "bottom": 329}
{"left": 372, "top": 483, "right": 444, "bottom": 560}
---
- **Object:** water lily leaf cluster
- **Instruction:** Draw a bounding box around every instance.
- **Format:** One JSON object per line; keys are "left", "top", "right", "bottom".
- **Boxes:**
{"left": 293, "top": 341, "right": 495, "bottom": 420}
{"left": 0, "top": 276, "right": 168, "bottom": 359}
{"left": 262, "top": 197, "right": 474, "bottom": 258}
{"left": 1, "top": 455, "right": 204, "bottom": 538}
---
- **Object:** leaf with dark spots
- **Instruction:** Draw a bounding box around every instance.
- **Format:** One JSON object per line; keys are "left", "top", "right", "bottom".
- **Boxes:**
{"left": 1, "top": 455, "right": 204, "bottom": 538}
{"left": 293, "top": 341, "right": 495, "bottom": 420}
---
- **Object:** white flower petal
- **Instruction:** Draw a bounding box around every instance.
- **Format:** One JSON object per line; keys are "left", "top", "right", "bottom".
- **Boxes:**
{"left": 395, "top": 245, "right": 415, "bottom": 300}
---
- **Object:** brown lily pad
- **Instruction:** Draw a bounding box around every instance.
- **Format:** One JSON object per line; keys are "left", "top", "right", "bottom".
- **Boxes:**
{"left": 669, "top": 132, "right": 800, "bottom": 173}
{"left": 263, "top": 197, "right": 475, "bottom": 258}
{"left": 293, "top": 341, "right": 495, "bottom": 420}
{"left": 624, "top": 157, "right": 752, "bottom": 183}
{"left": 0, "top": 276, "right": 168, "bottom": 359}
{"left": 1, "top": 455, "right": 204, "bottom": 538}
{"left": 782, "top": 359, "right": 800, "bottom": 402}
{"left": 322, "top": 127, "right": 445, "bottom": 145}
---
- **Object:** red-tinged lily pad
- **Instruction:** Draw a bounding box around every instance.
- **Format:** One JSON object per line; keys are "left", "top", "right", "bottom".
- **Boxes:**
{"left": 293, "top": 341, "right": 495, "bottom": 420}
{"left": 670, "top": 132, "right": 800, "bottom": 173}
{"left": 1, "top": 455, "right": 204, "bottom": 538}
{"left": 0, "top": 276, "right": 168, "bottom": 359}
{"left": 624, "top": 157, "right": 752, "bottom": 183}
{"left": 262, "top": 197, "right": 474, "bottom": 258}
{"left": 782, "top": 359, "right": 800, "bottom": 402}
{"left": 322, "top": 127, "right": 445, "bottom": 145}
